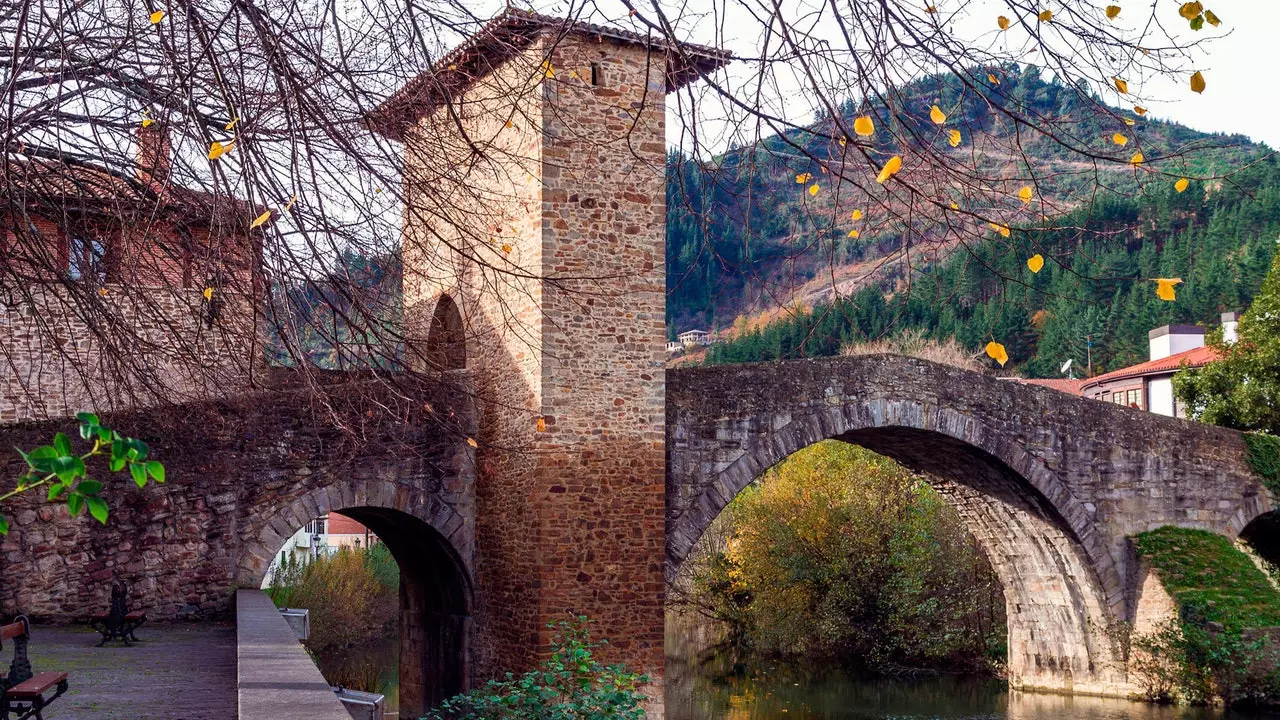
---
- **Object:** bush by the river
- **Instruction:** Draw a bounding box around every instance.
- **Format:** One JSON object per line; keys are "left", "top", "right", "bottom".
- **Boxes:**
{"left": 424, "top": 617, "right": 648, "bottom": 720}
{"left": 269, "top": 543, "right": 399, "bottom": 650}
{"left": 671, "top": 440, "right": 1006, "bottom": 673}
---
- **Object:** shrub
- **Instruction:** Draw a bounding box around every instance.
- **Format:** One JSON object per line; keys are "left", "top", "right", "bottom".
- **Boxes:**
{"left": 425, "top": 618, "right": 648, "bottom": 720}
{"left": 1130, "top": 612, "right": 1280, "bottom": 706}
{"left": 286, "top": 545, "right": 399, "bottom": 650}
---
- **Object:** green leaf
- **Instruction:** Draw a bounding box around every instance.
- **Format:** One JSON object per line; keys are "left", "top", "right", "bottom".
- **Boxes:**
{"left": 1190, "top": 14, "right": 1204, "bottom": 30}
{"left": 110, "top": 455, "right": 126, "bottom": 472}
{"left": 129, "top": 462, "right": 147, "bottom": 488}
{"left": 0, "top": 513, "right": 8, "bottom": 535}
{"left": 50, "top": 455, "right": 86, "bottom": 483}
{"left": 96, "top": 425, "right": 112, "bottom": 443}
{"left": 87, "top": 496, "right": 109, "bottom": 525}
{"left": 53, "top": 432, "right": 72, "bottom": 457}
{"left": 47, "top": 482, "right": 69, "bottom": 501}
{"left": 146, "top": 461, "right": 166, "bottom": 483}
{"left": 76, "top": 411, "right": 99, "bottom": 426}
{"left": 125, "top": 438, "right": 149, "bottom": 462}
{"left": 77, "top": 479, "right": 104, "bottom": 496}
{"left": 67, "top": 493, "right": 85, "bottom": 517}
{"left": 23, "top": 446, "right": 59, "bottom": 473}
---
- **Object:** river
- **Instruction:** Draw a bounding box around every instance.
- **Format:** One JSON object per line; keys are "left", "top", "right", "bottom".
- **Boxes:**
{"left": 314, "top": 637, "right": 1280, "bottom": 719}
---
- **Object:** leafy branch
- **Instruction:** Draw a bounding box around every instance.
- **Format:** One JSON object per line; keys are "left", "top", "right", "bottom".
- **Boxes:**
{"left": 0, "top": 412, "right": 165, "bottom": 535}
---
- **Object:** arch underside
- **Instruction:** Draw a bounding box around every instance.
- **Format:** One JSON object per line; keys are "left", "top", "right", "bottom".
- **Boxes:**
{"left": 243, "top": 490, "right": 474, "bottom": 716}
{"left": 845, "top": 428, "right": 1127, "bottom": 695}
{"left": 668, "top": 403, "right": 1133, "bottom": 697}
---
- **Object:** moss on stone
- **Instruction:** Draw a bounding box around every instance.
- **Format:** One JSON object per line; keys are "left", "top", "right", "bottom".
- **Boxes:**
{"left": 1245, "top": 432, "right": 1280, "bottom": 497}
{"left": 1132, "top": 526, "right": 1280, "bottom": 629}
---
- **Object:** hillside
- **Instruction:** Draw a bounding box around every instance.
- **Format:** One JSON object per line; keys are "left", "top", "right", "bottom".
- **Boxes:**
{"left": 665, "top": 64, "right": 1264, "bottom": 347}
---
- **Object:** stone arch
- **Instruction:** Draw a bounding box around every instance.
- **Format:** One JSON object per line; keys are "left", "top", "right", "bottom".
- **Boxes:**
{"left": 240, "top": 478, "right": 473, "bottom": 716}
{"left": 668, "top": 397, "right": 1130, "bottom": 696}
{"left": 425, "top": 293, "right": 466, "bottom": 371}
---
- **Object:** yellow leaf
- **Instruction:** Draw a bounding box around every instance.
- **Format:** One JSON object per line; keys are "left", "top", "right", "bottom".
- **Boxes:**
{"left": 1130, "top": 151, "right": 1145, "bottom": 165}
{"left": 225, "top": 117, "right": 239, "bottom": 131}
{"left": 839, "top": 136, "right": 848, "bottom": 147}
{"left": 466, "top": 437, "right": 479, "bottom": 448}
{"left": 1134, "top": 105, "right": 1147, "bottom": 116}
{"left": 997, "top": 15, "right": 1011, "bottom": 30}
{"left": 808, "top": 183, "right": 819, "bottom": 196}
{"left": 1114, "top": 77, "right": 1129, "bottom": 94}
{"left": 98, "top": 287, "right": 109, "bottom": 296}
{"left": 202, "top": 287, "right": 213, "bottom": 300}
{"left": 795, "top": 172, "right": 811, "bottom": 184}
{"left": 505, "top": 119, "right": 514, "bottom": 128}
{"left": 1106, "top": 5, "right": 1120, "bottom": 19}
{"left": 1027, "top": 254, "right": 1045, "bottom": 273}
{"left": 141, "top": 118, "right": 153, "bottom": 128}
{"left": 950, "top": 201, "right": 959, "bottom": 210}
{"left": 1038, "top": 10, "right": 1052, "bottom": 22}
{"left": 930, "top": 105, "right": 947, "bottom": 124}
{"left": 848, "top": 229, "right": 860, "bottom": 238}
{"left": 249, "top": 210, "right": 271, "bottom": 229}
{"left": 1123, "top": 117, "right": 1135, "bottom": 126}
{"left": 1175, "top": 177, "right": 1190, "bottom": 193}
{"left": 1018, "top": 185, "right": 1033, "bottom": 203}
{"left": 1179, "top": 2, "right": 1203, "bottom": 20}
{"left": 1190, "top": 70, "right": 1206, "bottom": 94}
{"left": 948, "top": 129, "right": 962, "bottom": 147}
{"left": 851, "top": 209, "right": 863, "bottom": 220}
{"left": 541, "top": 60, "right": 555, "bottom": 78}
{"left": 853, "top": 116, "right": 875, "bottom": 137}
{"left": 502, "top": 244, "right": 512, "bottom": 253}
{"left": 285, "top": 193, "right": 298, "bottom": 210}
{"left": 149, "top": 10, "right": 164, "bottom": 23}
{"left": 876, "top": 155, "right": 902, "bottom": 184}
{"left": 925, "top": 5, "right": 937, "bottom": 13}
{"left": 1204, "top": 9, "right": 1220, "bottom": 26}
{"left": 207, "top": 141, "right": 232, "bottom": 160}
{"left": 989, "top": 222, "right": 1011, "bottom": 238}
{"left": 536, "top": 417, "right": 546, "bottom": 432}
{"left": 988, "top": 73, "right": 1000, "bottom": 85}
{"left": 985, "top": 341, "right": 1009, "bottom": 366}
{"left": 1112, "top": 133, "right": 1128, "bottom": 146}
{"left": 1155, "top": 277, "right": 1182, "bottom": 301}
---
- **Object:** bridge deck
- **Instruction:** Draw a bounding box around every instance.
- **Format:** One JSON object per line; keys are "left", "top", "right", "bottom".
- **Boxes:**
{"left": 23, "top": 622, "right": 236, "bottom": 719}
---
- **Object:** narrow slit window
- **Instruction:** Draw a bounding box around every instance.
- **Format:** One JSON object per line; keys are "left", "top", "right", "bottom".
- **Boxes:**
{"left": 590, "top": 62, "right": 602, "bottom": 87}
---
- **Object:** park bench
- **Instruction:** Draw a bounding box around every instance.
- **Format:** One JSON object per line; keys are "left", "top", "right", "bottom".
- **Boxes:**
{"left": 88, "top": 581, "right": 147, "bottom": 647}
{"left": 1, "top": 616, "right": 68, "bottom": 720}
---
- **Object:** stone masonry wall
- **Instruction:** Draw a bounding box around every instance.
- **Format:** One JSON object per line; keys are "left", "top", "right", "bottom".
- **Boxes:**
{"left": 0, "top": 373, "right": 475, "bottom": 624}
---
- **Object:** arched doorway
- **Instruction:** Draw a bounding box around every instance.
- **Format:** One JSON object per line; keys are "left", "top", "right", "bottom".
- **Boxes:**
{"left": 1239, "top": 510, "right": 1280, "bottom": 574}
{"left": 425, "top": 295, "right": 466, "bottom": 371}
{"left": 251, "top": 503, "right": 472, "bottom": 717}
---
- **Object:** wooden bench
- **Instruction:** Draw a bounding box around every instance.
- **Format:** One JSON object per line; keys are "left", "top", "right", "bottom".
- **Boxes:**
{"left": 88, "top": 581, "right": 147, "bottom": 647}
{"left": 1, "top": 616, "right": 67, "bottom": 720}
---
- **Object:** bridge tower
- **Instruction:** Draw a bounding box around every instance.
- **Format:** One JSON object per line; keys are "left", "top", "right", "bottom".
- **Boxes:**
{"left": 369, "top": 9, "right": 727, "bottom": 696}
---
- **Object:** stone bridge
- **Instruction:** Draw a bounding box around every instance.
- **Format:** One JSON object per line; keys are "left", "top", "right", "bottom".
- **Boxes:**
{"left": 665, "top": 355, "right": 1272, "bottom": 696}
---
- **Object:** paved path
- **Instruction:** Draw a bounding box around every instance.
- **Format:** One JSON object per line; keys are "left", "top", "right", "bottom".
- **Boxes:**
{"left": 22, "top": 622, "right": 237, "bottom": 719}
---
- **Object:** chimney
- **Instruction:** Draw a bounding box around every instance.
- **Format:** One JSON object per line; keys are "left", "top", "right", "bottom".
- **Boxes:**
{"left": 136, "top": 122, "right": 172, "bottom": 190}
{"left": 1149, "top": 324, "right": 1205, "bottom": 361}
{"left": 1221, "top": 311, "right": 1240, "bottom": 345}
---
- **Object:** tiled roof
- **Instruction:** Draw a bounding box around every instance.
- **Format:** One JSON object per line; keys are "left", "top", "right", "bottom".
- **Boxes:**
{"left": 366, "top": 8, "right": 731, "bottom": 140}
{"left": 1081, "top": 345, "right": 1221, "bottom": 391}
{"left": 1008, "top": 377, "right": 1088, "bottom": 395}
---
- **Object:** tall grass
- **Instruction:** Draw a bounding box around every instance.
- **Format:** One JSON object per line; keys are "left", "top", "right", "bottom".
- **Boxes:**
{"left": 269, "top": 543, "right": 399, "bottom": 650}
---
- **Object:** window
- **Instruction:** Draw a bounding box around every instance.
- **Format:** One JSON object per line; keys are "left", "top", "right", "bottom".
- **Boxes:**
{"left": 590, "top": 62, "right": 603, "bottom": 87}
{"left": 1127, "top": 389, "right": 1142, "bottom": 408}
{"left": 69, "top": 236, "right": 107, "bottom": 283}
{"left": 305, "top": 516, "right": 327, "bottom": 536}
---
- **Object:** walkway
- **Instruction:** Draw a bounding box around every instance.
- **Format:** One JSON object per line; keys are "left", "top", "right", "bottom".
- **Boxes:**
{"left": 22, "top": 622, "right": 236, "bottom": 719}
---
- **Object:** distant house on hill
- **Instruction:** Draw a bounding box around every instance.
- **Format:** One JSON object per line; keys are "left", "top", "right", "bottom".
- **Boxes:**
{"left": 677, "top": 328, "right": 714, "bottom": 346}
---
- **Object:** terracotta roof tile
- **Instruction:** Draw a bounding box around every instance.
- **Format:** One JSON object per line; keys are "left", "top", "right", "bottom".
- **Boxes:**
{"left": 1007, "top": 377, "right": 1088, "bottom": 395}
{"left": 1081, "top": 345, "right": 1221, "bottom": 391}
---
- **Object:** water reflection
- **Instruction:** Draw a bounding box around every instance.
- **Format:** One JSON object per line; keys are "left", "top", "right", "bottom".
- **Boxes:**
{"left": 314, "top": 636, "right": 400, "bottom": 717}
{"left": 666, "top": 656, "right": 1277, "bottom": 720}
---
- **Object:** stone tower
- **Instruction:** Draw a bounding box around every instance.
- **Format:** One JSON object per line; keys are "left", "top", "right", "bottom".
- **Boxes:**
{"left": 370, "top": 9, "right": 727, "bottom": 689}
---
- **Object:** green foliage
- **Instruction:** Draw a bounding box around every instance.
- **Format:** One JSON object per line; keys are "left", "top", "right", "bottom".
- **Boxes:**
{"left": 688, "top": 441, "right": 1005, "bottom": 671}
{"left": 1244, "top": 433, "right": 1280, "bottom": 497}
{"left": 275, "top": 545, "right": 399, "bottom": 650}
{"left": 1176, "top": 250, "right": 1280, "bottom": 434}
{"left": 0, "top": 412, "right": 165, "bottom": 535}
{"left": 1132, "top": 526, "right": 1280, "bottom": 629}
{"left": 425, "top": 618, "right": 649, "bottom": 720}
{"left": 1131, "top": 617, "right": 1280, "bottom": 706}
